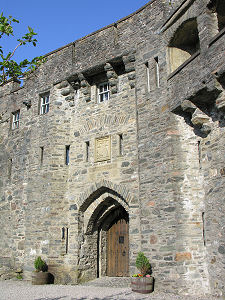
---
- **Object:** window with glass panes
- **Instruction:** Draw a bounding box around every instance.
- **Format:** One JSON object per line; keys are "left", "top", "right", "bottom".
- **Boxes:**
{"left": 98, "top": 83, "right": 110, "bottom": 102}
{"left": 40, "top": 93, "right": 50, "bottom": 114}
{"left": 12, "top": 110, "right": 20, "bottom": 129}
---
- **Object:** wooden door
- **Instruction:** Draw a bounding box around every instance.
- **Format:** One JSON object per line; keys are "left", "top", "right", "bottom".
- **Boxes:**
{"left": 107, "top": 218, "right": 129, "bottom": 277}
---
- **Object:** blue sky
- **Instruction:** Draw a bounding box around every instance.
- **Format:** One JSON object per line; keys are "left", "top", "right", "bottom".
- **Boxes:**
{"left": 1, "top": 0, "right": 150, "bottom": 63}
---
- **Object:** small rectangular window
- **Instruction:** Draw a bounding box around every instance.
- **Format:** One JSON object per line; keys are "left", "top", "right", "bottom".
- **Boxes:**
{"left": 40, "top": 147, "right": 44, "bottom": 165}
{"left": 154, "top": 57, "right": 160, "bottom": 88}
{"left": 98, "top": 83, "right": 110, "bottom": 103}
{"left": 85, "top": 141, "right": 90, "bottom": 162}
{"left": 65, "top": 145, "right": 70, "bottom": 165}
{"left": 145, "top": 62, "right": 150, "bottom": 93}
{"left": 12, "top": 110, "right": 20, "bottom": 129}
{"left": 119, "top": 134, "right": 123, "bottom": 156}
{"left": 40, "top": 93, "right": 50, "bottom": 115}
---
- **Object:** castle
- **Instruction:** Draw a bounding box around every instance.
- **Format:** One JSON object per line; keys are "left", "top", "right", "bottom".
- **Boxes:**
{"left": 0, "top": 0, "right": 224, "bottom": 296}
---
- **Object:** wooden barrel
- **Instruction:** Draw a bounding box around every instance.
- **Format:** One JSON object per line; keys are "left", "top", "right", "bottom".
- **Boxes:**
{"left": 32, "top": 271, "right": 50, "bottom": 285}
{"left": 131, "top": 276, "right": 154, "bottom": 294}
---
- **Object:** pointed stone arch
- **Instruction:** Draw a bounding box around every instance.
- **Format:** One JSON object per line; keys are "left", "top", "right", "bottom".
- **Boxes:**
{"left": 76, "top": 181, "right": 131, "bottom": 282}
{"left": 78, "top": 179, "right": 132, "bottom": 212}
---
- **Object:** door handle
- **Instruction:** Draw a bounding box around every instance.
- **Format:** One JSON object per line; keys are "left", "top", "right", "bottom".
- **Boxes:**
{"left": 122, "top": 250, "right": 126, "bottom": 256}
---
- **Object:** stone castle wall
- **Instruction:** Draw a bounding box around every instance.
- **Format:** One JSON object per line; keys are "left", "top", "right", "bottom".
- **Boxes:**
{"left": 0, "top": 0, "right": 224, "bottom": 296}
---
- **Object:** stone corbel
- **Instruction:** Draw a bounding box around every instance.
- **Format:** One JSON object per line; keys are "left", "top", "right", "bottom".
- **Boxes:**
{"left": 122, "top": 53, "right": 136, "bottom": 89}
{"left": 78, "top": 73, "right": 91, "bottom": 103}
{"left": 180, "top": 100, "right": 212, "bottom": 135}
{"left": 213, "top": 70, "right": 225, "bottom": 111}
{"left": 55, "top": 79, "right": 75, "bottom": 106}
{"left": 104, "top": 63, "right": 118, "bottom": 94}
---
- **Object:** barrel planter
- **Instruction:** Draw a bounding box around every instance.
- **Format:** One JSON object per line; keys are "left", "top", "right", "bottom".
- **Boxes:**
{"left": 32, "top": 271, "right": 51, "bottom": 285}
{"left": 131, "top": 276, "right": 154, "bottom": 294}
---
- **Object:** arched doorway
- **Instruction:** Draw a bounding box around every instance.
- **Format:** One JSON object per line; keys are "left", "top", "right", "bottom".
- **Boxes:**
{"left": 78, "top": 187, "right": 129, "bottom": 281}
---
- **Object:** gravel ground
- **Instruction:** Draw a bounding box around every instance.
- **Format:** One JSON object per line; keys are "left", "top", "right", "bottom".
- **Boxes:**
{"left": 0, "top": 280, "right": 220, "bottom": 300}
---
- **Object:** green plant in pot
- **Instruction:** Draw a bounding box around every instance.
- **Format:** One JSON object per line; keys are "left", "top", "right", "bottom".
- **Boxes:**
{"left": 131, "top": 252, "right": 154, "bottom": 294}
{"left": 32, "top": 256, "right": 51, "bottom": 285}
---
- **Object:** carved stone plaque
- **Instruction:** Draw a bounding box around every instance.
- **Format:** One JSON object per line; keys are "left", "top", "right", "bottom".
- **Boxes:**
{"left": 95, "top": 136, "right": 111, "bottom": 162}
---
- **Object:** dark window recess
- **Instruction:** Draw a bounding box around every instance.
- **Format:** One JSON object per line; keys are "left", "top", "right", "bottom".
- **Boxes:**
{"left": 202, "top": 212, "right": 206, "bottom": 246}
{"left": 66, "top": 228, "right": 69, "bottom": 254}
{"left": 66, "top": 145, "right": 70, "bottom": 165}
{"left": 40, "top": 147, "right": 44, "bottom": 165}
{"left": 119, "top": 236, "right": 124, "bottom": 244}
{"left": 86, "top": 141, "right": 90, "bottom": 162}
{"left": 62, "top": 227, "right": 65, "bottom": 240}
{"left": 198, "top": 141, "right": 201, "bottom": 168}
{"left": 119, "top": 134, "right": 123, "bottom": 156}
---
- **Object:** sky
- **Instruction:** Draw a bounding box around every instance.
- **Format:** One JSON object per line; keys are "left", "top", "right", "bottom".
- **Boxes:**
{"left": 1, "top": 0, "right": 150, "bottom": 63}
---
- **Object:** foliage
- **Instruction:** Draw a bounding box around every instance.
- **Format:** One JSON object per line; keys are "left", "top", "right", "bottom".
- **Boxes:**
{"left": 132, "top": 273, "right": 152, "bottom": 277}
{"left": 34, "top": 256, "right": 48, "bottom": 272}
{"left": 135, "top": 252, "right": 151, "bottom": 277}
{"left": 0, "top": 12, "right": 46, "bottom": 85}
{"left": 16, "top": 274, "right": 23, "bottom": 280}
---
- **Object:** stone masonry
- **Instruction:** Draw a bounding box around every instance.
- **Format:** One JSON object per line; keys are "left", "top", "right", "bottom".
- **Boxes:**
{"left": 0, "top": 0, "right": 224, "bottom": 297}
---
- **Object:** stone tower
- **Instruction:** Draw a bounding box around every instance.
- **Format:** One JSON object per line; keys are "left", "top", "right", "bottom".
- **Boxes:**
{"left": 0, "top": 0, "right": 224, "bottom": 297}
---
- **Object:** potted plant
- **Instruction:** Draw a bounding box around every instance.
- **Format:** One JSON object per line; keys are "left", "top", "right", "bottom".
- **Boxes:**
{"left": 32, "top": 256, "right": 51, "bottom": 285}
{"left": 131, "top": 252, "right": 154, "bottom": 294}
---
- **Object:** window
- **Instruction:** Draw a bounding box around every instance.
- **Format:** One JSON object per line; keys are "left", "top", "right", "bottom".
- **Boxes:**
{"left": 85, "top": 141, "right": 90, "bottom": 162}
{"left": 40, "top": 147, "right": 44, "bottom": 165}
{"left": 40, "top": 93, "right": 50, "bottom": 114}
{"left": 12, "top": 110, "right": 20, "bottom": 129}
{"left": 98, "top": 83, "right": 110, "bottom": 102}
{"left": 118, "top": 134, "right": 124, "bottom": 156}
{"left": 154, "top": 57, "right": 160, "bottom": 88}
{"left": 65, "top": 145, "right": 70, "bottom": 165}
{"left": 145, "top": 62, "right": 150, "bottom": 93}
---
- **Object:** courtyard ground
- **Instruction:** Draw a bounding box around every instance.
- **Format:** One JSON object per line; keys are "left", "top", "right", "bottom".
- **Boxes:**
{"left": 0, "top": 278, "right": 220, "bottom": 300}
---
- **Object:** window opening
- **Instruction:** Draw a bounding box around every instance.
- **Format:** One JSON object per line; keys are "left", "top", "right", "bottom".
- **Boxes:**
{"left": 98, "top": 83, "right": 110, "bottom": 102}
{"left": 40, "top": 147, "right": 44, "bottom": 165}
{"left": 12, "top": 110, "right": 20, "bottom": 129}
{"left": 65, "top": 145, "right": 70, "bottom": 165}
{"left": 145, "top": 62, "right": 150, "bottom": 93}
{"left": 119, "top": 134, "right": 123, "bottom": 156}
{"left": 40, "top": 93, "right": 50, "bottom": 115}
{"left": 202, "top": 212, "right": 206, "bottom": 246}
{"left": 66, "top": 228, "right": 69, "bottom": 254}
{"left": 62, "top": 227, "right": 65, "bottom": 240}
{"left": 85, "top": 141, "right": 90, "bottom": 162}
{"left": 197, "top": 141, "right": 201, "bottom": 168}
{"left": 154, "top": 57, "right": 160, "bottom": 88}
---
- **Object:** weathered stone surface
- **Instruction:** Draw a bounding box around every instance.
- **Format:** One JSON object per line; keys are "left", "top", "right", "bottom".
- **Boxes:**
{"left": 175, "top": 252, "right": 192, "bottom": 262}
{"left": 0, "top": 0, "right": 224, "bottom": 298}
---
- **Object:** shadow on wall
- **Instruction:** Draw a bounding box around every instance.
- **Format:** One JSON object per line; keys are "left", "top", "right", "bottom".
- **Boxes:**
{"left": 168, "top": 18, "right": 200, "bottom": 73}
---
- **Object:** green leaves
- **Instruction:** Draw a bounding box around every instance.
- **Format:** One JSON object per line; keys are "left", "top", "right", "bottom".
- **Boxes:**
{"left": 0, "top": 12, "right": 46, "bottom": 84}
{"left": 0, "top": 12, "right": 19, "bottom": 38}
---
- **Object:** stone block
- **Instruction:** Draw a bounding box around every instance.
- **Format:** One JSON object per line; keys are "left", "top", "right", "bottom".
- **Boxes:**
{"left": 175, "top": 252, "right": 192, "bottom": 262}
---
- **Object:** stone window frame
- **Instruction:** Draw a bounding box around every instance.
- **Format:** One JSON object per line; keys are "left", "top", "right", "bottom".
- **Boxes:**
{"left": 39, "top": 92, "right": 50, "bottom": 115}
{"left": 98, "top": 82, "right": 110, "bottom": 103}
{"left": 11, "top": 110, "right": 20, "bottom": 130}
